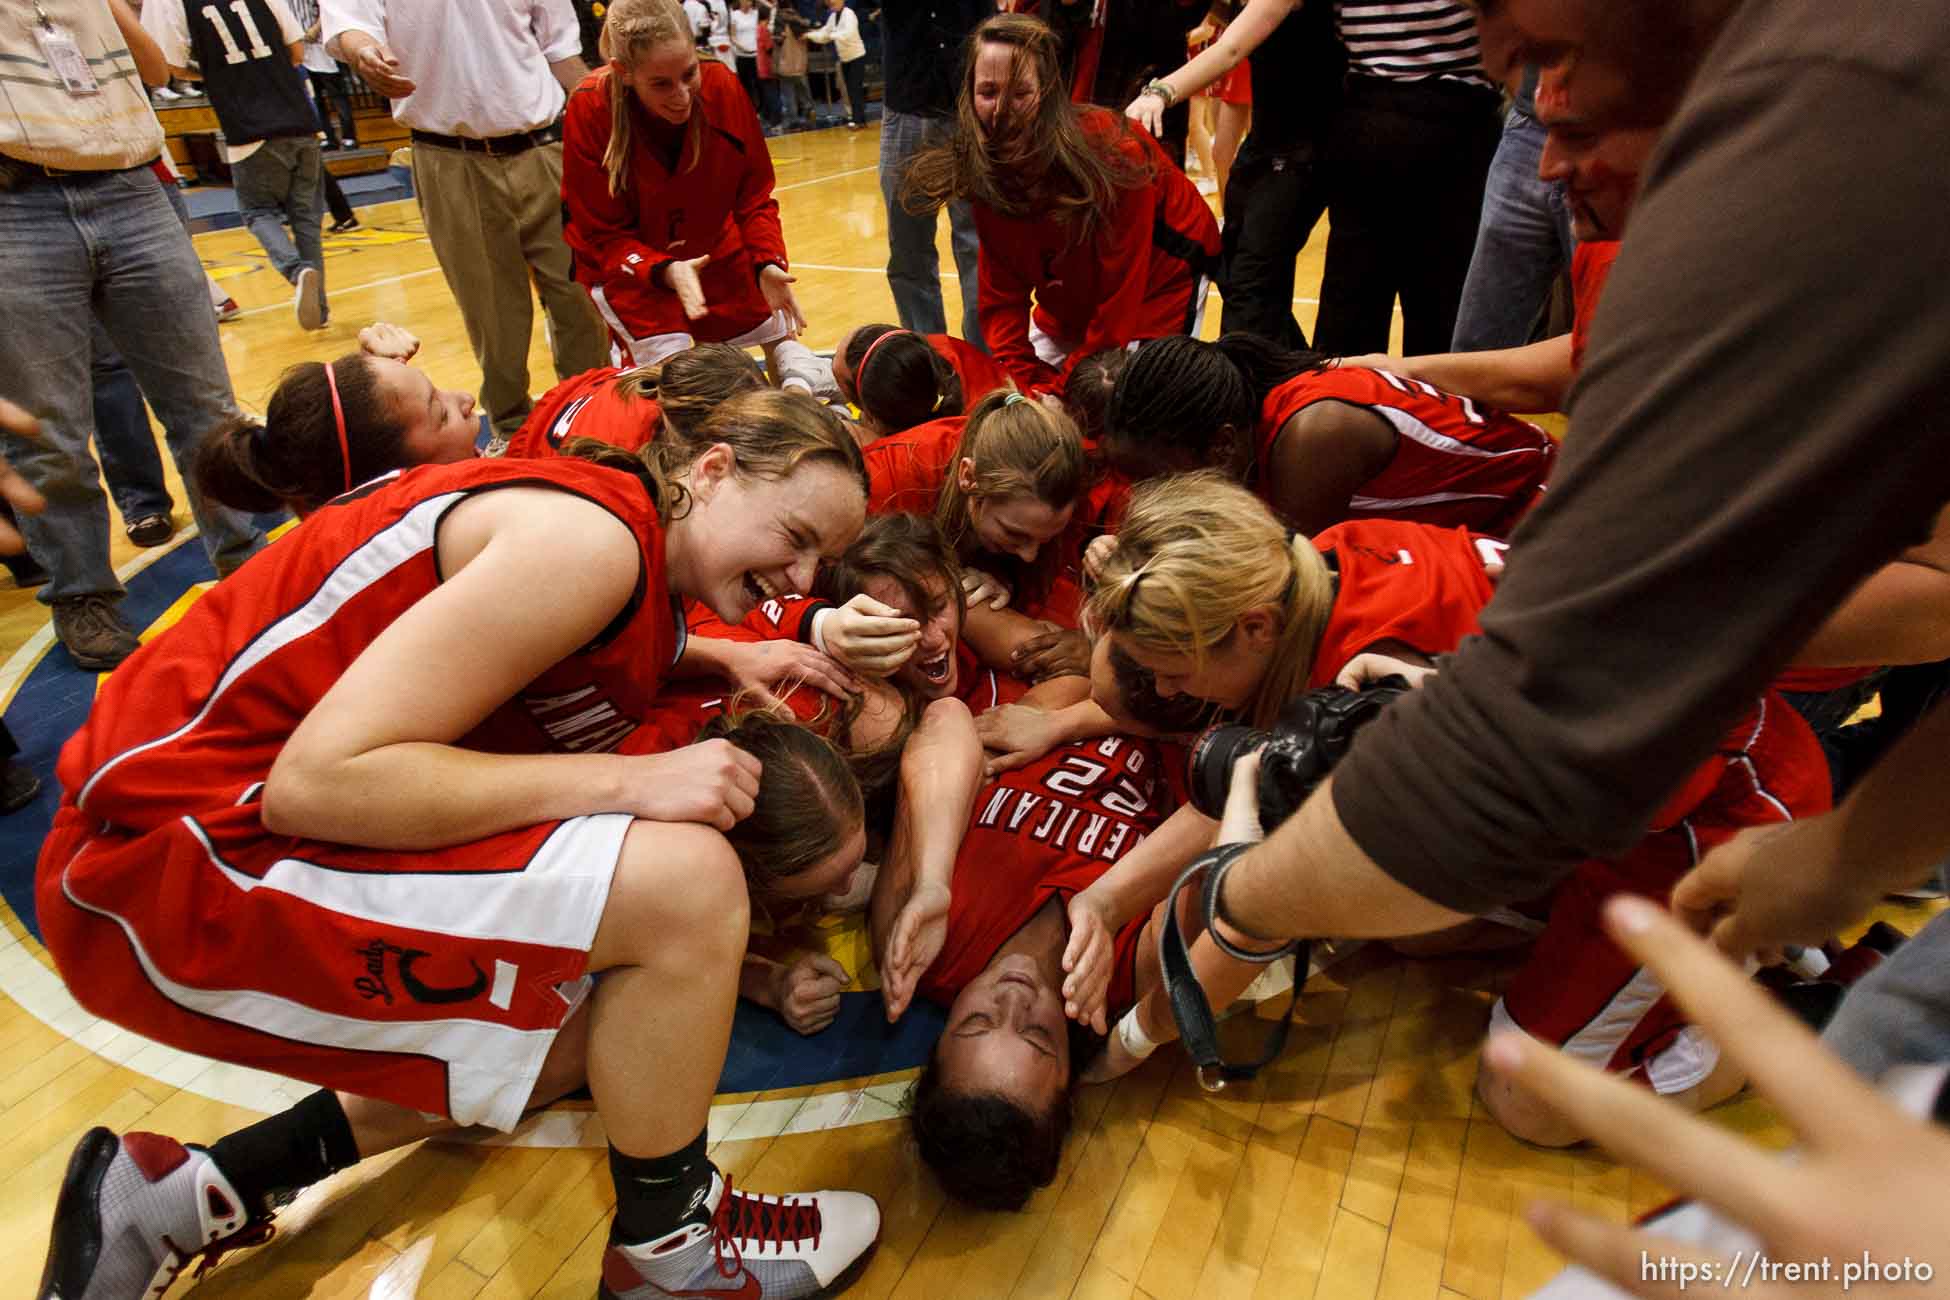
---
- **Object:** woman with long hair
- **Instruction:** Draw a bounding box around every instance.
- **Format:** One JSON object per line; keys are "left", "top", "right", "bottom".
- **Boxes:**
{"left": 562, "top": 0, "right": 806, "bottom": 374}
{"left": 904, "top": 14, "right": 1220, "bottom": 395}
{"left": 864, "top": 388, "right": 1091, "bottom": 630}
{"left": 34, "top": 389, "right": 883, "bottom": 1297}
{"left": 1073, "top": 474, "right": 1828, "bottom": 1143}
{"left": 502, "top": 342, "right": 765, "bottom": 458}
{"left": 1103, "top": 332, "right": 1557, "bottom": 536}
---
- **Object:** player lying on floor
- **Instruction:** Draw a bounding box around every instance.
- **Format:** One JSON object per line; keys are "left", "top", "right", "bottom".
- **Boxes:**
{"left": 1103, "top": 333, "right": 1558, "bottom": 537}
{"left": 195, "top": 323, "right": 766, "bottom": 517}
{"left": 869, "top": 698, "right": 1253, "bottom": 1209}
{"left": 989, "top": 473, "right": 1832, "bottom": 1145}
{"left": 35, "top": 390, "right": 881, "bottom": 1300}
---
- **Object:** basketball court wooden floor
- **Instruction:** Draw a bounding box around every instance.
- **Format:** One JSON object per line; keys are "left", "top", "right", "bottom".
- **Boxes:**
{"left": 0, "top": 123, "right": 1938, "bottom": 1299}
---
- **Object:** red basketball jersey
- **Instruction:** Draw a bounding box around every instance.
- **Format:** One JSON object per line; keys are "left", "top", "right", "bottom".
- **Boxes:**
{"left": 503, "top": 367, "right": 663, "bottom": 460}
{"left": 1258, "top": 366, "right": 1557, "bottom": 535}
{"left": 1305, "top": 519, "right": 1502, "bottom": 688}
{"left": 58, "top": 459, "right": 680, "bottom": 832}
{"left": 917, "top": 735, "right": 1183, "bottom": 1017}
{"left": 927, "top": 333, "right": 1012, "bottom": 407}
{"left": 1570, "top": 240, "right": 1622, "bottom": 377}
{"left": 864, "top": 417, "right": 963, "bottom": 515}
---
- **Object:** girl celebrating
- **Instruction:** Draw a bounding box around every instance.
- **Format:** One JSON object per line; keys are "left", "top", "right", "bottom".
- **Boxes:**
{"left": 1073, "top": 475, "right": 1828, "bottom": 1141}
{"left": 502, "top": 342, "right": 764, "bottom": 458}
{"left": 562, "top": 0, "right": 806, "bottom": 373}
{"left": 35, "top": 388, "right": 881, "bottom": 1299}
{"left": 864, "top": 388, "right": 1091, "bottom": 629}
{"left": 1103, "top": 332, "right": 1557, "bottom": 536}
{"left": 904, "top": 14, "right": 1221, "bottom": 395}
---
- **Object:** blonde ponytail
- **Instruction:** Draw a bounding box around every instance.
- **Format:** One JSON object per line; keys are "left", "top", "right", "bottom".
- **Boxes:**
{"left": 597, "top": 0, "right": 699, "bottom": 195}
{"left": 1087, "top": 472, "right": 1336, "bottom": 728}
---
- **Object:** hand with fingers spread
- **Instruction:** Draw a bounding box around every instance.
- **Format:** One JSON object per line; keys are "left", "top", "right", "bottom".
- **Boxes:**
{"left": 821, "top": 593, "right": 921, "bottom": 676}
{"left": 0, "top": 399, "right": 48, "bottom": 553}
{"left": 1493, "top": 895, "right": 1950, "bottom": 1300}
{"left": 881, "top": 879, "right": 950, "bottom": 1022}
{"left": 773, "top": 953, "right": 849, "bottom": 1035}
{"left": 630, "top": 738, "right": 762, "bottom": 830}
{"left": 1060, "top": 888, "right": 1116, "bottom": 1032}
{"left": 961, "top": 567, "right": 1012, "bottom": 611}
{"left": 1670, "top": 817, "right": 1877, "bottom": 964}
{"left": 1124, "top": 89, "right": 1166, "bottom": 137}
{"left": 715, "top": 636, "right": 862, "bottom": 703}
{"left": 358, "top": 322, "right": 421, "bottom": 362}
{"left": 1334, "top": 651, "right": 1437, "bottom": 692}
{"left": 758, "top": 264, "right": 807, "bottom": 336}
{"left": 976, "top": 703, "right": 1068, "bottom": 775}
{"left": 664, "top": 253, "right": 714, "bottom": 320}
{"left": 1011, "top": 623, "right": 1091, "bottom": 682}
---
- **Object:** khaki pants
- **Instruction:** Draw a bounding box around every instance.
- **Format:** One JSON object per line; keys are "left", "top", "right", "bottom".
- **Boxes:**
{"left": 412, "top": 139, "right": 609, "bottom": 434}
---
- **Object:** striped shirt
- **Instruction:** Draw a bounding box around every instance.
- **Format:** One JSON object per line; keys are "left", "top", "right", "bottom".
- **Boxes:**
{"left": 0, "top": 0, "right": 162, "bottom": 171}
{"left": 1335, "top": 1, "right": 1490, "bottom": 87}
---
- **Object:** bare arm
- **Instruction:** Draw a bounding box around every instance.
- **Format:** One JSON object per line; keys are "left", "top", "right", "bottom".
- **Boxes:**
{"left": 1793, "top": 518, "right": 1950, "bottom": 667}
{"left": 1131, "top": 0, "right": 1299, "bottom": 113}
{"left": 1261, "top": 400, "right": 1399, "bottom": 536}
{"left": 549, "top": 54, "right": 590, "bottom": 97}
{"left": 111, "top": 0, "right": 171, "bottom": 88}
{"left": 264, "top": 489, "right": 758, "bottom": 847}
{"left": 1348, "top": 338, "right": 1576, "bottom": 415}
{"left": 870, "top": 698, "right": 986, "bottom": 1019}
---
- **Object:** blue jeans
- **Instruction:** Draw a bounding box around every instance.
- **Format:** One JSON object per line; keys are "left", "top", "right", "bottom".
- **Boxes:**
{"left": 0, "top": 166, "right": 266, "bottom": 601}
{"left": 91, "top": 321, "right": 175, "bottom": 523}
{"left": 777, "top": 75, "right": 814, "bottom": 123}
{"left": 1449, "top": 106, "right": 1575, "bottom": 352}
{"left": 880, "top": 110, "right": 980, "bottom": 341}
{"left": 232, "top": 136, "right": 326, "bottom": 302}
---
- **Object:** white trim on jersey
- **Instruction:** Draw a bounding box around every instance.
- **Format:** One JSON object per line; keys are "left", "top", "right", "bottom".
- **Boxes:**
{"left": 178, "top": 811, "right": 629, "bottom": 953}
{"left": 57, "top": 809, "right": 631, "bottom": 1130}
{"left": 1368, "top": 403, "right": 1540, "bottom": 460}
{"left": 589, "top": 286, "right": 791, "bottom": 370}
{"left": 75, "top": 493, "right": 461, "bottom": 815}
{"left": 1348, "top": 489, "right": 1506, "bottom": 511}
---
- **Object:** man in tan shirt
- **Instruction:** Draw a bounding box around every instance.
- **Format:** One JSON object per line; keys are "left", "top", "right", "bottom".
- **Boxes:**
{"left": 0, "top": 0, "right": 267, "bottom": 669}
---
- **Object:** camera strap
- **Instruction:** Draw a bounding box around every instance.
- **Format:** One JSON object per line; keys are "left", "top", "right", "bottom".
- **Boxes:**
{"left": 1159, "top": 843, "right": 1307, "bottom": 1092}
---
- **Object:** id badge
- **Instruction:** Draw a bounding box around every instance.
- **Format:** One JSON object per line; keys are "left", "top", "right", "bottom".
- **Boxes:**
{"left": 35, "top": 20, "right": 101, "bottom": 97}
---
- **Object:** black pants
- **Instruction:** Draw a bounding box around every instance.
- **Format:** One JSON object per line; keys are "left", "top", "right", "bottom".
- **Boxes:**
{"left": 307, "top": 69, "right": 357, "bottom": 148}
{"left": 736, "top": 55, "right": 763, "bottom": 114}
{"left": 839, "top": 56, "right": 866, "bottom": 126}
{"left": 320, "top": 168, "right": 353, "bottom": 225}
{"left": 1313, "top": 75, "right": 1501, "bottom": 356}
{"left": 1219, "top": 133, "right": 1329, "bottom": 348}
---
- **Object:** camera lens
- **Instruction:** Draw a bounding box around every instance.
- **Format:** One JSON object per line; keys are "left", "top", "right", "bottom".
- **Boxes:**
{"left": 1188, "top": 723, "right": 1266, "bottom": 820}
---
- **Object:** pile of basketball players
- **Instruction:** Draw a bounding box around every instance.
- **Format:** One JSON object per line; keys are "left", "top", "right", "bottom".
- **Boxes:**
{"left": 27, "top": 3, "right": 1946, "bottom": 1299}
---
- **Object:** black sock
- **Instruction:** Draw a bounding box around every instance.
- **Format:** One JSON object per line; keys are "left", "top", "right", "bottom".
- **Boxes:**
{"left": 206, "top": 1089, "right": 361, "bottom": 1216}
{"left": 609, "top": 1129, "right": 713, "bottom": 1245}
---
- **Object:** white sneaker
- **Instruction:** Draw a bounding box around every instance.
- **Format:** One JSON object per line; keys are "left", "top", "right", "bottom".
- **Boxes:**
{"left": 37, "top": 1128, "right": 272, "bottom": 1299}
{"left": 294, "top": 266, "right": 325, "bottom": 331}
{"left": 600, "top": 1170, "right": 879, "bottom": 1299}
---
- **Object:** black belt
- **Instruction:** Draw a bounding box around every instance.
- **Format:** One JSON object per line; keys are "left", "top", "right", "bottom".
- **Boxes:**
{"left": 408, "top": 122, "right": 562, "bottom": 157}
{"left": 0, "top": 155, "right": 159, "bottom": 191}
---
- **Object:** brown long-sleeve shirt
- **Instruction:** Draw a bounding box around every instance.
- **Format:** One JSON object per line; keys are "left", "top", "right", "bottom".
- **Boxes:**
{"left": 1330, "top": 0, "right": 1950, "bottom": 912}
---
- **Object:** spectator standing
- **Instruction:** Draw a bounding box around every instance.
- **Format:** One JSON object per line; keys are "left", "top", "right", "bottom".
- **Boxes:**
{"left": 805, "top": 0, "right": 866, "bottom": 130}
{"left": 770, "top": 2, "right": 816, "bottom": 128}
{"left": 289, "top": 0, "right": 357, "bottom": 149}
{"left": 879, "top": 1, "right": 992, "bottom": 340}
{"left": 1449, "top": 65, "right": 1574, "bottom": 351}
{"left": 325, "top": 0, "right": 611, "bottom": 449}
{"left": 1310, "top": 0, "right": 1500, "bottom": 354}
{"left": 145, "top": 0, "right": 331, "bottom": 330}
{"left": 730, "top": 0, "right": 763, "bottom": 108}
{"left": 0, "top": 0, "right": 268, "bottom": 670}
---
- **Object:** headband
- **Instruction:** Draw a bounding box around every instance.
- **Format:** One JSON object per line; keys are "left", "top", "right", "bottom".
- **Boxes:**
{"left": 854, "top": 327, "right": 914, "bottom": 399}
{"left": 323, "top": 361, "right": 352, "bottom": 494}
